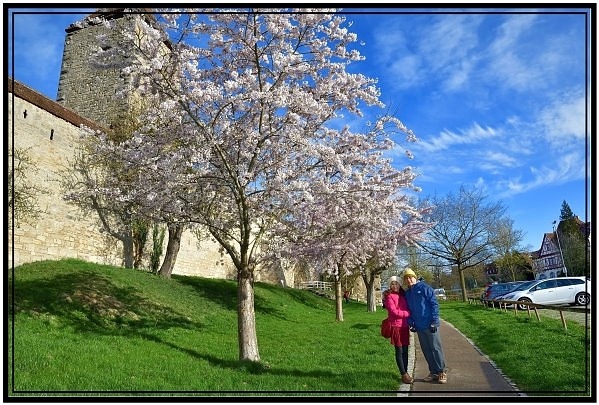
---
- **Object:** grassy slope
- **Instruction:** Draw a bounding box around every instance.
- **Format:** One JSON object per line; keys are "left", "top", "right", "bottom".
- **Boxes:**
{"left": 7, "top": 259, "right": 591, "bottom": 396}
{"left": 440, "top": 301, "right": 591, "bottom": 394}
{"left": 8, "top": 259, "right": 395, "bottom": 394}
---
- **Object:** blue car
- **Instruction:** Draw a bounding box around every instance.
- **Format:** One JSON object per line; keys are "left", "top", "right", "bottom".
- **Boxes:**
{"left": 481, "top": 281, "right": 527, "bottom": 302}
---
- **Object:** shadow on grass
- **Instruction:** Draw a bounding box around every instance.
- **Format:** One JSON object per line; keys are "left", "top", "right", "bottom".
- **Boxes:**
{"left": 141, "top": 331, "right": 397, "bottom": 391}
{"left": 259, "top": 284, "right": 334, "bottom": 309}
{"left": 175, "top": 276, "right": 290, "bottom": 320}
{"left": 9, "top": 262, "right": 384, "bottom": 385}
{"left": 256, "top": 282, "right": 335, "bottom": 314}
{"left": 140, "top": 332, "right": 339, "bottom": 379}
{"left": 9, "top": 270, "right": 343, "bottom": 382}
{"left": 10, "top": 271, "right": 201, "bottom": 334}
{"left": 173, "top": 275, "right": 238, "bottom": 311}
{"left": 175, "top": 276, "right": 335, "bottom": 321}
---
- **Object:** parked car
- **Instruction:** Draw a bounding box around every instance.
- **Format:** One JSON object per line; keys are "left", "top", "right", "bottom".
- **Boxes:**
{"left": 498, "top": 277, "right": 590, "bottom": 310}
{"left": 493, "top": 280, "right": 536, "bottom": 302}
{"left": 481, "top": 281, "right": 527, "bottom": 302}
{"left": 434, "top": 288, "right": 447, "bottom": 300}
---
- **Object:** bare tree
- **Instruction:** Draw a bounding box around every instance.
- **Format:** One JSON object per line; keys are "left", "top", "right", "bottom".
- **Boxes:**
{"left": 396, "top": 244, "right": 438, "bottom": 283}
{"left": 495, "top": 251, "right": 532, "bottom": 281}
{"left": 8, "top": 147, "right": 47, "bottom": 229}
{"left": 417, "top": 186, "right": 509, "bottom": 301}
{"left": 491, "top": 217, "right": 527, "bottom": 281}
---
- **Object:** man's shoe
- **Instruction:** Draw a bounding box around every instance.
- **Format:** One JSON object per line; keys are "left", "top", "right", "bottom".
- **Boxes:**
{"left": 401, "top": 373, "right": 414, "bottom": 384}
{"left": 438, "top": 371, "right": 447, "bottom": 384}
{"left": 423, "top": 373, "right": 438, "bottom": 382}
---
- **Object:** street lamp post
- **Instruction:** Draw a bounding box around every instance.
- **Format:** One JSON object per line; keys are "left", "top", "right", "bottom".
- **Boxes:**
{"left": 552, "top": 220, "right": 568, "bottom": 277}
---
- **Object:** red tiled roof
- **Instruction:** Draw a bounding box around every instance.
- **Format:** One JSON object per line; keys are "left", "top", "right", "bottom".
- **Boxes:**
{"left": 8, "top": 78, "right": 106, "bottom": 132}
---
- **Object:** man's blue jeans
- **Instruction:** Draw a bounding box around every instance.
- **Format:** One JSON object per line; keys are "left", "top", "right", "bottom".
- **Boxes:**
{"left": 416, "top": 327, "right": 446, "bottom": 375}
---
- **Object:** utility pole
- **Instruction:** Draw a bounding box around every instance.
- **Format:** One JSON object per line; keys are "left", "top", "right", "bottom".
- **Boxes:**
{"left": 552, "top": 220, "right": 568, "bottom": 277}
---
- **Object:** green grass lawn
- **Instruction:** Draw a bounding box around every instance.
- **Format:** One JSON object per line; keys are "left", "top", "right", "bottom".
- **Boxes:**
{"left": 7, "top": 259, "right": 592, "bottom": 397}
{"left": 440, "top": 300, "right": 591, "bottom": 395}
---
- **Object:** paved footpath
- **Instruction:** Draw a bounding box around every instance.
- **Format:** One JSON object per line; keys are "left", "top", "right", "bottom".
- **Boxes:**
{"left": 397, "top": 320, "right": 526, "bottom": 397}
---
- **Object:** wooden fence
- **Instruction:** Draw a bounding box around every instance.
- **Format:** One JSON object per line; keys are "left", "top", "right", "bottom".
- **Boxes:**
{"left": 468, "top": 295, "right": 590, "bottom": 330}
{"left": 299, "top": 281, "right": 333, "bottom": 291}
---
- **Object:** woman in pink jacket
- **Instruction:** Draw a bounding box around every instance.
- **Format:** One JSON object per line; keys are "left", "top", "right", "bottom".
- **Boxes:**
{"left": 383, "top": 276, "right": 413, "bottom": 384}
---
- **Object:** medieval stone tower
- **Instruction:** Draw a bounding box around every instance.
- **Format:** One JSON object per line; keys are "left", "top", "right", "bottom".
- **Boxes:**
{"left": 56, "top": 8, "right": 148, "bottom": 127}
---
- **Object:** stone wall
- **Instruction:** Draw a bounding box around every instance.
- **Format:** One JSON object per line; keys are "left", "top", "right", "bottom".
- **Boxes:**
{"left": 9, "top": 82, "right": 121, "bottom": 267}
{"left": 8, "top": 81, "right": 231, "bottom": 279}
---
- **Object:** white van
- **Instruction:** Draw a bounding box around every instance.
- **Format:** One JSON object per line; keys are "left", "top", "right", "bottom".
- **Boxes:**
{"left": 434, "top": 288, "right": 447, "bottom": 301}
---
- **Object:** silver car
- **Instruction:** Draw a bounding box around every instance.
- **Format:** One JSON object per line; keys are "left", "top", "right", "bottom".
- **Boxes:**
{"left": 500, "top": 276, "right": 590, "bottom": 310}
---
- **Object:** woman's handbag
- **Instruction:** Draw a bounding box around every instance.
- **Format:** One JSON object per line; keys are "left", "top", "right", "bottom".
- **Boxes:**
{"left": 380, "top": 318, "right": 392, "bottom": 338}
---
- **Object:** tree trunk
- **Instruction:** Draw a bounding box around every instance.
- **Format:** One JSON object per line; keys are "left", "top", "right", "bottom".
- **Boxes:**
{"left": 335, "top": 278, "right": 344, "bottom": 322}
{"left": 459, "top": 266, "right": 468, "bottom": 301}
{"left": 158, "top": 223, "right": 183, "bottom": 279}
{"left": 335, "top": 264, "right": 343, "bottom": 322}
{"left": 122, "top": 232, "right": 134, "bottom": 269}
{"left": 365, "top": 278, "right": 377, "bottom": 312}
{"left": 237, "top": 268, "right": 260, "bottom": 362}
{"left": 132, "top": 221, "right": 148, "bottom": 269}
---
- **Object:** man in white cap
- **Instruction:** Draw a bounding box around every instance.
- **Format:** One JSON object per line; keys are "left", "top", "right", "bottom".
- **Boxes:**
{"left": 403, "top": 268, "right": 447, "bottom": 384}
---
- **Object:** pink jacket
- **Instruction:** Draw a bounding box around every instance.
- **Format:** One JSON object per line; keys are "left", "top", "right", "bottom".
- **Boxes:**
{"left": 384, "top": 291, "right": 410, "bottom": 328}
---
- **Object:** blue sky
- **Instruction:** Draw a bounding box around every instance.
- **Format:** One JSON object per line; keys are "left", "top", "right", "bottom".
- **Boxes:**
{"left": 7, "top": 6, "right": 593, "bottom": 252}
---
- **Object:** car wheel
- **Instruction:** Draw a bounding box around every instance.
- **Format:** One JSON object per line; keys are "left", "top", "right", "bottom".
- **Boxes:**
{"left": 517, "top": 297, "right": 532, "bottom": 311}
{"left": 575, "top": 292, "right": 590, "bottom": 306}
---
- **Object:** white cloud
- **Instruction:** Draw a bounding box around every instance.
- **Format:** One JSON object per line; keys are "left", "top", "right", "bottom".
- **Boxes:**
{"left": 418, "top": 15, "right": 480, "bottom": 69}
{"left": 483, "top": 13, "right": 585, "bottom": 94}
{"left": 484, "top": 14, "right": 543, "bottom": 90}
{"left": 10, "top": 12, "right": 92, "bottom": 98}
{"left": 478, "top": 151, "right": 520, "bottom": 174}
{"left": 538, "top": 91, "right": 587, "bottom": 146}
{"left": 388, "top": 55, "right": 423, "bottom": 88}
{"left": 13, "top": 15, "right": 65, "bottom": 77}
{"left": 415, "top": 122, "right": 499, "bottom": 153}
{"left": 370, "top": 28, "right": 407, "bottom": 63}
{"left": 495, "top": 151, "right": 587, "bottom": 198}
{"left": 417, "top": 15, "right": 481, "bottom": 92}
{"left": 488, "top": 14, "right": 537, "bottom": 55}
{"left": 374, "top": 14, "right": 483, "bottom": 93}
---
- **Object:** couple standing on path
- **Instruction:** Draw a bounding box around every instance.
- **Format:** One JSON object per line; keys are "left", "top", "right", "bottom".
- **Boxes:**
{"left": 383, "top": 268, "right": 447, "bottom": 386}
